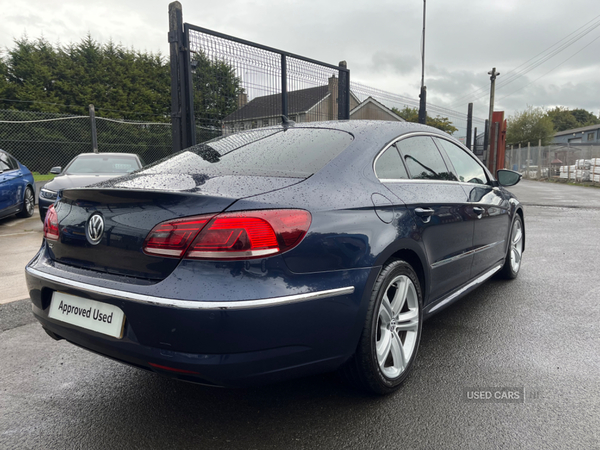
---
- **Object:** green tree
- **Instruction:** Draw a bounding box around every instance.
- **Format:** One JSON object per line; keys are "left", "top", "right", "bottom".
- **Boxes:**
{"left": 570, "top": 108, "right": 600, "bottom": 127}
{"left": 547, "top": 106, "right": 600, "bottom": 132}
{"left": 547, "top": 107, "right": 579, "bottom": 132}
{"left": 506, "top": 106, "right": 554, "bottom": 146}
{"left": 392, "top": 106, "right": 458, "bottom": 135}
{"left": 0, "top": 58, "right": 10, "bottom": 100}
{"left": 192, "top": 52, "right": 244, "bottom": 125}
{"left": 0, "top": 36, "right": 243, "bottom": 124}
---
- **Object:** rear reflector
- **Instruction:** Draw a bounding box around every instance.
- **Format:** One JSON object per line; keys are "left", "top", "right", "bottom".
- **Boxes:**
{"left": 143, "top": 210, "right": 311, "bottom": 261}
{"left": 148, "top": 362, "right": 200, "bottom": 375}
{"left": 44, "top": 205, "right": 60, "bottom": 241}
{"left": 143, "top": 215, "right": 214, "bottom": 257}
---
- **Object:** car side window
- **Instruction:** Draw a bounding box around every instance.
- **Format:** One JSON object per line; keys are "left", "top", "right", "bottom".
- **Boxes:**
{"left": 8, "top": 156, "right": 19, "bottom": 170}
{"left": 375, "top": 145, "right": 409, "bottom": 180}
{"left": 396, "top": 136, "right": 457, "bottom": 181}
{"left": 435, "top": 138, "right": 487, "bottom": 184}
{"left": 0, "top": 153, "right": 13, "bottom": 172}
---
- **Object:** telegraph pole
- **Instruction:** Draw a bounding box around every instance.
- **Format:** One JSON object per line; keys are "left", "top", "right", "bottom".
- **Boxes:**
{"left": 487, "top": 68, "right": 499, "bottom": 154}
{"left": 466, "top": 102, "right": 473, "bottom": 150}
{"left": 418, "top": 0, "right": 427, "bottom": 124}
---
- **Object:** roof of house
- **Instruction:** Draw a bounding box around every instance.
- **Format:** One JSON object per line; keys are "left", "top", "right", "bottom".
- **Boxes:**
{"left": 554, "top": 124, "right": 600, "bottom": 137}
{"left": 223, "top": 85, "right": 330, "bottom": 123}
{"left": 349, "top": 96, "right": 405, "bottom": 121}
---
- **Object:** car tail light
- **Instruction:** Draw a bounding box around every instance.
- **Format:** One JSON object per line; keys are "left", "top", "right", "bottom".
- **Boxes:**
{"left": 143, "top": 210, "right": 311, "bottom": 261}
{"left": 143, "top": 215, "right": 214, "bottom": 257}
{"left": 44, "top": 205, "right": 60, "bottom": 241}
{"left": 185, "top": 210, "right": 311, "bottom": 260}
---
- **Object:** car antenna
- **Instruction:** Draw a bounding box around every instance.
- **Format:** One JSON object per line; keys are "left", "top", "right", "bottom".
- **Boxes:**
{"left": 281, "top": 115, "right": 295, "bottom": 130}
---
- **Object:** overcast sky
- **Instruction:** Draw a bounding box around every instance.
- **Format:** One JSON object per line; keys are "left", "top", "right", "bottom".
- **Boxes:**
{"left": 2, "top": 0, "right": 600, "bottom": 127}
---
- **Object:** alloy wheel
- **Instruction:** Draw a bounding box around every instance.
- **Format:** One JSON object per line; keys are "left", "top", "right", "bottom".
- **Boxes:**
{"left": 375, "top": 274, "right": 420, "bottom": 379}
{"left": 510, "top": 219, "right": 523, "bottom": 274}
{"left": 25, "top": 188, "right": 34, "bottom": 215}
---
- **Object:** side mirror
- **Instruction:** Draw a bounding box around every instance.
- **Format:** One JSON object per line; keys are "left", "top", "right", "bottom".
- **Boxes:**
{"left": 496, "top": 169, "right": 522, "bottom": 187}
{"left": 50, "top": 166, "right": 62, "bottom": 175}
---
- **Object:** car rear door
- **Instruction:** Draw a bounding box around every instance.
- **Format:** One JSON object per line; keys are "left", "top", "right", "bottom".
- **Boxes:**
{"left": 0, "top": 152, "right": 21, "bottom": 214}
{"left": 376, "top": 134, "right": 474, "bottom": 303}
{"left": 434, "top": 137, "right": 511, "bottom": 278}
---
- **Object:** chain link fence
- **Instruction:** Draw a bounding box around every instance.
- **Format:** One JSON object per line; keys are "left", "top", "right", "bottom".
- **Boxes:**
{"left": 0, "top": 109, "right": 172, "bottom": 173}
{"left": 506, "top": 143, "right": 600, "bottom": 184}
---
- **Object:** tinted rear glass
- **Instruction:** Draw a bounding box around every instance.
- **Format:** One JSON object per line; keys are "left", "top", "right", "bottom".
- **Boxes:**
{"left": 66, "top": 155, "right": 141, "bottom": 174}
{"left": 375, "top": 145, "right": 408, "bottom": 180}
{"left": 157, "top": 128, "right": 354, "bottom": 178}
{"left": 396, "top": 136, "right": 457, "bottom": 181}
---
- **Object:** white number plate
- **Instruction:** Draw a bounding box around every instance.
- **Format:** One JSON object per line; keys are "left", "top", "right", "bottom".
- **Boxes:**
{"left": 48, "top": 292, "right": 126, "bottom": 339}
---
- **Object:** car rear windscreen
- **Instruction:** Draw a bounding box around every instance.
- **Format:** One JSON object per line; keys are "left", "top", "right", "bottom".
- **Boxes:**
{"left": 67, "top": 155, "right": 140, "bottom": 174}
{"left": 156, "top": 128, "right": 354, "bottom": 178}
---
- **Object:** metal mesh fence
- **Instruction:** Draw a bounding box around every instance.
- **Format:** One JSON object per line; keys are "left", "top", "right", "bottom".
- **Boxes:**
{"left": 506, "top": 143, "right": 600, "bottom": 184}
{"left": 0, "top": 109, "right": 172, "bottom": 173}
{"left": 176, "top": 17, "right": 493, "bottom": 150}
{"left": 187, "top": 30, "right": 281, "bottom": 136}
{"left": 183, "top": 26, "right": 486, "bottom": 143}
{"left": 185, "top": 25, "right": 348, "bottom": 140}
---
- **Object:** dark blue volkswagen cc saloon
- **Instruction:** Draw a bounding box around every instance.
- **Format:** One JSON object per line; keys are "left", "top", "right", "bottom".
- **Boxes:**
{"left": 26, "top": 121, "right": 524, "bottom": 394}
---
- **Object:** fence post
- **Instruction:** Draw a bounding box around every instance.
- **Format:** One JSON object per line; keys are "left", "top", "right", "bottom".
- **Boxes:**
{"left": 483, "top": 119, "right": 489, "bottom": 165}
{"left": 466, "top": 103, "right": 473, "bottom": 151}
{"left": 567, "top": 144, "right": 571, "bottom": 181}
{"left": 518, "top": 143, "right": 521, "bottom": 174}
{"left": 338, "top": 61, "right": 350, "bottom": 120}
{"left": 537, "top": 139, "right": 541, "bottom": 179}
{"left": 169, "top": 2, "right": 183, "bottom": 153}
{"left": 281, "top": 55, "right": 288, "bottom": 119}
{"left": 183, "top": 23, "right": 196, "bottom": 147}
{"left": 526, "top": 142, "right": 531, "bottom": 179}
{"left": 89, "top": 104, "right": 98, "bottom": 153}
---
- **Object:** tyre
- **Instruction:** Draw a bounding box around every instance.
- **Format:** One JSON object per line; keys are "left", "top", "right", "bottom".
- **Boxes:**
{"left": 499, "top": 214, "right": 524, "bottom": 279}
{"left": 16, "top": 187, "right": 35, "bottom": 218}
{"left": 341, "top": 260, "right": 423, "bottom": 395}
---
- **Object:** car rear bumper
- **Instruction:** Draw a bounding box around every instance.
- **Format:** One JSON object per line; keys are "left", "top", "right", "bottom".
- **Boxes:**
{"left": 26, "top": 248, "right": 377, "bottom": 387}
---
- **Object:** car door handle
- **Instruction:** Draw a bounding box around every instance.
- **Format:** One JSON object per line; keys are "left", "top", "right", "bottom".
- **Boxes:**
{"left": 415, "top": 207, "right": 434, "bottom": 223}
{"left": 415, "top": 207, "right": 434, "bottom": 217}
{"left": 473, "top": 207, "right": 485, "bottom": 218}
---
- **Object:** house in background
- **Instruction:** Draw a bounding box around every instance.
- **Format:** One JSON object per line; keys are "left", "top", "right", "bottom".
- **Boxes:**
{"left": 348, "top": 96, "right": 405, "bottom": 122}
{"left": 552, "top": 124, "right": 600, "bottom": 145}
{"left": 222, "top": 76, "right": 403, "bottom": 134}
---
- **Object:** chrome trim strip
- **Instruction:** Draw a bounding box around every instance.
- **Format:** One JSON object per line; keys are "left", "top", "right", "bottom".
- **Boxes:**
{"left": 26, "top": 267, "right": 355, "bottom": 310}
{"left": 379, "top": 178, "right": 460, "bottom": 185}
{"left": 428, "top": 264, "right": 503, "bottom": 313}
{"left": 430, "top": 240, "right": 505, "bottom": 269}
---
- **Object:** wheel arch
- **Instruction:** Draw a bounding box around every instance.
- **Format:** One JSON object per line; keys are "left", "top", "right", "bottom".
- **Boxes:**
{"left": 373, "top": 239, "right": 430, "bottom": 304}
{"left": 385, "top": 249, "right": 426, "bottom": 300}
{"left": 515, "top": 207, "right": 525, "bottom": 252}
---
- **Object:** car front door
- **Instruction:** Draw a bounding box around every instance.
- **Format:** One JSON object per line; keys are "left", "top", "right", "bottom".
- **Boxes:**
{"left": 377, "top": 135, "right": 474, "bottom": 303}
{"left": 0, "top": 152, "right": 21, "bottom": 215}
{"left": 434, "top": 137, "right": 511, "bottom": 278}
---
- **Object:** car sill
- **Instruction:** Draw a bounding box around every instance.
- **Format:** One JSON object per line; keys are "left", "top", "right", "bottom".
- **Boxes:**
{"left": 26, "top": 267, "right": 355, "bottom": 310}
{"left": 425, "top": 264, "right": 503, "bottom": 315}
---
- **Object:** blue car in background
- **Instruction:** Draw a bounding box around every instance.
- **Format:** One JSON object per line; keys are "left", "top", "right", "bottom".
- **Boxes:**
{"left": 25, "top": 121, "right": 524, "bottom": 394}
{"left": 0, "top": 149, "right": 35, "bottom": 220}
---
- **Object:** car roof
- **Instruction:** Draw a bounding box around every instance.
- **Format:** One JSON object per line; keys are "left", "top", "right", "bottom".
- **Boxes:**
{"left": 236, "top": 120, "right": 461, "bottom": 153}
{"left": 73, "top": 153, "right": 140, "bottom": 158}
